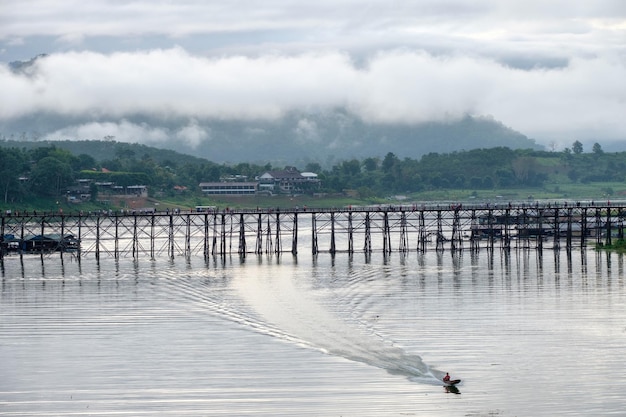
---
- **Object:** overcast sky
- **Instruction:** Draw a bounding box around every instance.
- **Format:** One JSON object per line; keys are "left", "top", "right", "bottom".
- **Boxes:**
{"left": 1, "top": 0, "right": 625, "bottom": 149}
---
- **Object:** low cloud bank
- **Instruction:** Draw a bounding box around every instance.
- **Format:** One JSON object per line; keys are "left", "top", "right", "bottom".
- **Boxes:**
{"left": 1, "top": 47, "right": 625, "bottom": 148}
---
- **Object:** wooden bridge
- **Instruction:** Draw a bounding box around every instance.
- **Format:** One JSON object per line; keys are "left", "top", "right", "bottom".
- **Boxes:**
{"left": 1, "top": 203, "right": 623, "bottom": 260}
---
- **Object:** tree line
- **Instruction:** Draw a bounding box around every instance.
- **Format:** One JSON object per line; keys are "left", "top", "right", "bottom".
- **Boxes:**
{"left": 0, "top": 141, "right": 624, "bottom": 205}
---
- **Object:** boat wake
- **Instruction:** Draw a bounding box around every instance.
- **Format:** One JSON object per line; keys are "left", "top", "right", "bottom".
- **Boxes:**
{"left": 159, "top": 261, "right": 443, "bottom": 385}
{"left": 231, "top": 265, "right": 443, "bottom": 384}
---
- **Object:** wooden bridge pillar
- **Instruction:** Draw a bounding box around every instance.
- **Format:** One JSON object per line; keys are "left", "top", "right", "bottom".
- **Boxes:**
{"left": 265, "top": 215, "right": 272, "bottom": 254}
{"left": 255, "top": 214, "right": 262, "bottom": 254}
{"left": 364, "top": 212, "right": 371, "bottom": 253}
{"left": 399, "top": 211, "right": 408, "bottom": 253}
{"left": 220, "top": 213, "right": 227, "bottom": 256}
{"left": 95, "top": 216, "right": 100, "bottom": 261}
{"left": 149, "top": 214, "right": 154, "bottom": 257}
{"left": 60, "top": 215, "right": 66, "bottom": 252}
{"left": 211, "top": 214, "right": 218, "bottom": 255}
{"left": 595, "top": 208, "right": 602, "bottom": 246}
{"left": 606, "top": 208, "right": 612, "bottom": 246}
{"left": 203, "top": 213, "right": 209, "bottom": 259}
{"left": 18, "top": 218, "right": 24, "bottom": 257}
{"left": 0, "top": 215, "right": 4, "bottom": 259}
{"left": 185, "top": 213, "right": 192, "bottom": 257}
{"left": 348, "top": 212, "right": 354, "bottom": 254}
{"left": 418, "top": 210, "right": 426, "bottom": 252}
{"left": 502, "top": 209, "right": 511, "bottom": 251}
{"left": 517, "top": 208, "right": 527, "bottom": 249}
{"left": 77, "top": 214, "right": 83, "bottom": 258}
{"left": 311, "top": 214, "right": 318, "bottom": 255}
{"left": 291, "top": 213, "right": 298, "bottom": 255}
{"left": 114, "top": 215, "right": 120, "bottom": 259}
{"left": 537, "top": 209, "right": 543, "bottom": 251}
{"left": 487, "top": 209, "right": 495, "bottom": 251}
{"left": 133, "top": 215, "right": 139, "bottom": 259}
{"left": 436, "top": 210, "right": 444, "bottom": 251}
{"left": 330, "top": 212, "right": 336, "bottom": 255}
{"left": 553, "top": 208, "right": 560, "bottom": 250}
{"left": 383, "top": 211, "right": 391, "bottom": 254}
{"left": 566, "top": 208, "right": 573, "bottom": 250}
{"left": 239, "top": 213, "right": 246, "bottom": 256}
{"left": 169, "top": 214, "right": 175, "bottom": 258}
{"left": 581, "top": 208, "right": 587, "bottom": 248}
{"left": 450, "top": 208, "right": 462, "bottom": 251}
{"left": 470, "top": 209, "right": 479, "bottom": 252}
{"left": 228, "top": 214, "right": 234, "bottom": 254}
{"left": 275, "top": 213, "right": 281, "bottom": 254}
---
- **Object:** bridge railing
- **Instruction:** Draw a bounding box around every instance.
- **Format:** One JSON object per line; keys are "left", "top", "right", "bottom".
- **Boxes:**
{"left": 1, "top": 203, "right": 624, "bottom": 259}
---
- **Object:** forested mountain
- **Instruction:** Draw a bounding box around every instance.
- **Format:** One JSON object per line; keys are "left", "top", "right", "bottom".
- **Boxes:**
{"left": 163, "top": 111, "right": 541, "bottom": 165}
{"left": 1, "top": 110, "right": 540, "bottom": 166}
{"left": 0, "top": 139, "right": 208, "bottom": 167}
{"left": 1, "top": 139, "right": 624, "bottom": 209}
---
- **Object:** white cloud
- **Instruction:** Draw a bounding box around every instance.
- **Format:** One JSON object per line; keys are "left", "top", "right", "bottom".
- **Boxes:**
{"left": 294, "top": 118, "right": 320, "bottom": 143}
{"left": 0, "top": 48, "right": 357, "bottom": 120}
{"left": 175, "top": 120, "right": 210, "bottom": 148}
{"left": 483, "top": 55, "right": 626, "bottom": 144}
{"left": 2, "top": 47, "right": 626, "bottom": 147}
{"left": 42, "top": 120, "right": 169, "bottom": 144}
{"left": 2, "top": 1, "right": 625, "bottom": 58}
{"left": 41, "top": 118, "right": 211, "bottom": 148}
{"left": 1, "top": 1, "right": 625, "bottom": 146}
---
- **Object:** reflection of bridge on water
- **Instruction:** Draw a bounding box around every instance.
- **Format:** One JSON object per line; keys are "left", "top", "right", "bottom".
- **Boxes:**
{"left": 1, "top": 204, "right": 624, "bottom": 259}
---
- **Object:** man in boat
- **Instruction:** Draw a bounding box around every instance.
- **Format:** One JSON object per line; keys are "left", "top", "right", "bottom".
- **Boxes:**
{"left": 443, "top": 372, "right": 450, "bottom": 383}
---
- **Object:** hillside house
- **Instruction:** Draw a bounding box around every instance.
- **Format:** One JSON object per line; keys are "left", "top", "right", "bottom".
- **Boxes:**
{"left": 199, "top": 182, "right": 258, "bottom": 195}
{"left": 66, "top": 180, "right": 148, "bottom": 204}
{"left": 257, "top": 167, "right": 320, "bottom": 195}
{"left": 66, "top": 178, "right": 93, "bottom": 203}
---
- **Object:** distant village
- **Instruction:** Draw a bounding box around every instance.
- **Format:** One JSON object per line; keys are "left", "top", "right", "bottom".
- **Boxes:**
{"left": 66, "top": 166, "right": 321, "bottom": 207}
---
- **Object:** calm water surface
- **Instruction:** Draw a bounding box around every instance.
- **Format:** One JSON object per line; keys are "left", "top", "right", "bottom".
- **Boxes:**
{"left": 1, "top": 249, "right": 625, "bottom": 416}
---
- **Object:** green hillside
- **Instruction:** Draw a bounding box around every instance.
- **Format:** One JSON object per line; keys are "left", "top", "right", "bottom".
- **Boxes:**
{"left": 1, "top": 140, "right": 624, "bottom": 212}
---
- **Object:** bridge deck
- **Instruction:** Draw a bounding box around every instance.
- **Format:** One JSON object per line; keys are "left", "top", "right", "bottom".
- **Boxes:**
{"left": 1, "top": 203, "right": 623, "bottom": 259}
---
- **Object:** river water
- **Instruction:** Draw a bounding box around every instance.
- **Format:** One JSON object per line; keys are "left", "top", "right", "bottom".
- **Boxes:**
{"left": 1, "top": 248, "right": 625, "bottom": 416}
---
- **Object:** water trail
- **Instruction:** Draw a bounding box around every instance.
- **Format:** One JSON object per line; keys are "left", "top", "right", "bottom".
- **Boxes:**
{"left": 156, "top": 263, "right": 443, "bottom": 384}
{"left": 155, "top": 269, "right": 318, "bottom": 350}
{"left": 232, "top": 268, "right": 442, "bottom": 384}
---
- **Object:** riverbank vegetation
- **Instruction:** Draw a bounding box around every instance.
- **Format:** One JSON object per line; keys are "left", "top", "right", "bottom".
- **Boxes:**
{"left": 1, "top": 139, "right": 625, "bottom": 212}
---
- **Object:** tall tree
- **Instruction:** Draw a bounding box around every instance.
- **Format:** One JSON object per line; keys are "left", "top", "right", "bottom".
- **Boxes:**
{"left": 29, "top": 157, "right": 74, "bottom": 196}
{"left": 0, "top": 149, "right": 24, "bottom": 203}
{"left": 572, "top": 140, "right": 583, "bottom": 154}
{"left": 362, "top": 157, "right": 379, "bottom": 172}
{"left": 592, "top": 142, "right": 604, "bottom": 155}
{"left": 382, "top": 152, "right": 399, "bottom": 173}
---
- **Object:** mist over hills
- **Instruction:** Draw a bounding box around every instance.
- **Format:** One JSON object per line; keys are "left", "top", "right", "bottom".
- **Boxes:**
{"left": 177, "top": 111, "right": 541, "bottom": 165}
{"left": 1, "top": 109, "right": 541, "bottom": 166}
